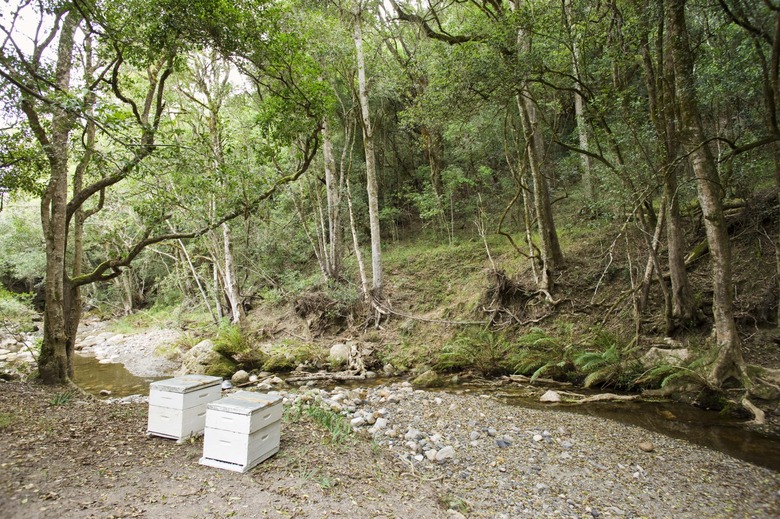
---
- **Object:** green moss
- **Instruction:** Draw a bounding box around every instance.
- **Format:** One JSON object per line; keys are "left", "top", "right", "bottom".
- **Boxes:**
{"left": 235, "top": 347, "right": 270, "bottom": 371}
{"left": 411, "top": 370, "right": 444, "bottom": 388}
{"left": 204, "top": 356, "right": 237, "bottom": 378}
{"left": 262, "top": 340, "right": 326, "bottom": 372}
{"left": 262, "top": 353, "right": 297, "bottom": 372}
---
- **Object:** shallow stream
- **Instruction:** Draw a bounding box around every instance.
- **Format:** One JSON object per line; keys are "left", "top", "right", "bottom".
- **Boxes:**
{"left": 72, "top": 353, "right": 780, "bottom": 472}
{"left": 72, "top": 354, "right": 164, "bottom": 396}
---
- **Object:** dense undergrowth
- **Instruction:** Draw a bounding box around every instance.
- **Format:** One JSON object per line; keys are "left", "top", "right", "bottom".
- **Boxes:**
{"left": 2, "top": 187, "right": 778, "bottom": 406}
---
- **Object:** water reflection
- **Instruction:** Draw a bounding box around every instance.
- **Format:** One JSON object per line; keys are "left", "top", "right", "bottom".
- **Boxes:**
{"left": 72, "top": 354, "right": 164, "bottom": 397}
{"left": 492, "top": 391, "right": 780, "bottom": 472}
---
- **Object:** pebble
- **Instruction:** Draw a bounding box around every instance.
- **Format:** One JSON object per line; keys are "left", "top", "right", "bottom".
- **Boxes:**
{"left": 638, "top": 441, "right": 655, "bottom": 452}
{"left": 435, "top": 445, "right": 455, "bottom": 461}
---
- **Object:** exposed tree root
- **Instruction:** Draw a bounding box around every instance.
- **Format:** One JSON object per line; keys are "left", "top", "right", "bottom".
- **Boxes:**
{"left": 740, "top": 397, "right": 766, "bottom": 425}
{"left": 557, "top": 391, "right": 641, "bottom": 403}
{"left": 504, "top": 374, "right": 572, "bottom": 387}
{"left": 286, "top": 371, "right": 367, "bottom": 383}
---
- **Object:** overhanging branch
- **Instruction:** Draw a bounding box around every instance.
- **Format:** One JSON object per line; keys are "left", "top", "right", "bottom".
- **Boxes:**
{"left": 70, "top": 123, "right": 322, "bottom": 288}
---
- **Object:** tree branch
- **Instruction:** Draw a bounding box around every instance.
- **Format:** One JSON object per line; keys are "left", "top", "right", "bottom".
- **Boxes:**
{"left": 389, "top": 0, "right": 482, "bottom": 45}
{"left": 70, "top": 122, "right": 323, "bottom": 288}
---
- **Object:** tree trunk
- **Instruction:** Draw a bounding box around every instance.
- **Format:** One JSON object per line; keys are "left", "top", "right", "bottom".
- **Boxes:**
{"left": 666, "top": 0, "right": 746, "bottom": 386}
{"left": 639, "top": 3, "right": 697, "bottom": 331}
{"left": 516, "top": 95, "right": 564, "bottom": 291}
{"left": 354, "top": 11, "right": 383, "bottom": 300}
{"left": 323, "top": 120, "right": 343, "bottom": 279}
{"left": 35, "top": 12, "right": 80, "bottom": 384}
{"left": 564, "top": 0, "right": 594, "bottom": 202}
{"left": 421, "top": 125, "right": 445, "bottom": 199}
{"left": 222, "top": 222, "right": 244, "bottom": 324}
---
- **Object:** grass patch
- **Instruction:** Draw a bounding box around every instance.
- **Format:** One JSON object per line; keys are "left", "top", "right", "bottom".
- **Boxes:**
{"left": 213, "top": 321, "right": 250, "bottom": 357}
{"left": 108, "top": 306, "right": 213, "bottom": 334}
{"left": 50, "top": 390, "right": 75, "bottom": 406}
{"left": 0, "top": 412, "right": 14, "bottom": 430}
{"left": 305, "top": 405, "right": 352, "bottom": 444}
{"left": 287, "top": 401, "right": 353, "bottom": 444}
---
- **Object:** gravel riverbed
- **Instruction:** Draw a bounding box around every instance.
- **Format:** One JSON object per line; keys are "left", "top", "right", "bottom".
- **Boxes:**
{"left": 279, "top": 383, "right": 780, "bottom": 518}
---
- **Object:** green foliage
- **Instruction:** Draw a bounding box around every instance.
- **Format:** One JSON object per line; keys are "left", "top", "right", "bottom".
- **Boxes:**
{"left": 0, "top": 203, "right": 46, "bottom": 283}
{"left": 0, "top": 412, "right": 13, "bottom": 430}
{"left": 50, "top": 390, "right": 75, "bottom": 406}
{"left": 573, "top": 331, "right": 636, "bottom": 389}
{"left": 0, "top": 129, "right": 47, "bottom": 196}
{"left": 507, "top": 326, "right": 579, "bottom": 382}
{"left": 436, "top": 328, "right": 513, "bottom": 375}
{"left": 213, "top": 321, "right": 250, "bottom": 357}
{"left": 0, "top": 287, "right": 35, "bottom": 322}
{"left": 635, "top": 355, "right": 712, "bottom": 389}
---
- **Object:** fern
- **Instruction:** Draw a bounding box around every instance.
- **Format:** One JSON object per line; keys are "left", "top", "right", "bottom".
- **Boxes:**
{"left": 437, "top": 328, "right": 512, "bottom": 375}
{"left": 508, "top": 327, "right": 581, "bottom": 382}
{"left": 213, "top": 321, "right": 249, "bottom": 357}
{"left": 635, "top": 355, "right": 711, "bottom": 388}
{"left": 574, "top": 331, "right": 634, "bottom": 388}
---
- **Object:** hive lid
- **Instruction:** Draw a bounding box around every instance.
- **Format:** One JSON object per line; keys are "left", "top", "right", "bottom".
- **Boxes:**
{"left": 150, "top": 374, "right": 222, "bottom": 393}
{"left": 208, "top": 390, "right": 282, "bottom": 415}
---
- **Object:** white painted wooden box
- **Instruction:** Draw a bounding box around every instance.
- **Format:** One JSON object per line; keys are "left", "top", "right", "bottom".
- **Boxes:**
{"left": 146, "top": 374, "right": 222, "bottom": 442}
{"left": 200, "top": 390, "right": 282, "bottom": 473}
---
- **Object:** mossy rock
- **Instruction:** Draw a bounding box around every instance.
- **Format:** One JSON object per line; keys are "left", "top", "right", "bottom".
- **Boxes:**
{"left": 262, "top": 353, "right": 297, "bottom": 373}
{"left": 411, "top": 369, "right": 444, "bottom": 388}
{"left": 204, "top": 356, "right": 237, "bottom": 378}
{"left": 179, "top": 338, "right": 236, "bottom": 377}
{"left": 234, "top": 347, "right": 270, "bottom": 371}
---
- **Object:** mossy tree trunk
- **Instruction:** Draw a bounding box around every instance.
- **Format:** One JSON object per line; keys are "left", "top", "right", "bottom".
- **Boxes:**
{"left": 666, "top": 0, "right": 747, "bottom": 386}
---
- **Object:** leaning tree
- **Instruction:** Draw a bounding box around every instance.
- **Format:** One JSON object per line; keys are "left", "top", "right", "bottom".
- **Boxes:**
{"left": 0, "top": 0, "right": 324, "bottom": 384}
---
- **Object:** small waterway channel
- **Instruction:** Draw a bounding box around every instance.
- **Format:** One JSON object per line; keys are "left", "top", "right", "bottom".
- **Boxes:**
{"left": 485, "top": 387, "right": 780, "bottom": 472}
{"left": 72, "top": 354, "right": 165, "bottom": 396}
{"left": 73, "top": 354, "right": 780, "bottom": 472}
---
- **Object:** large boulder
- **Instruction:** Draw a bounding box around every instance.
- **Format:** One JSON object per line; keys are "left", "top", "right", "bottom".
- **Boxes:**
{"left": 411, "top": 369, "right": 444, "bottom": 388}
{"left": 640, "top": 347, "right": 692, "bottom": 368}
{"left": 329, "top": 343, "right": 350, "bottom": 363}
{"left": 178, "top": 339, "right": 236, "bottom": 377}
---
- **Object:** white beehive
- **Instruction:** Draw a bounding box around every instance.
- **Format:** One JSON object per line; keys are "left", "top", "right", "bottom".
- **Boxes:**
{"left": 147, "top": 374, "right": 222, "bottom": 442}
{"left": 200, "top": 390, "right": 283, "bottom": 473}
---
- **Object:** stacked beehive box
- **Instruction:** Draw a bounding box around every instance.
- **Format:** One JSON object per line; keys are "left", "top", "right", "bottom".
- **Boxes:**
{"left": 200, "top": 390, "right": 282, "bottom": 473}
{"left": 146, "top": 374, "right": 222, "bottom": 442}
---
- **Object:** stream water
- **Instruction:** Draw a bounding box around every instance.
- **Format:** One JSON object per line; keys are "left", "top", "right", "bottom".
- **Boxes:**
{"left": 72, "top": 353, "right": 780, "bottom": 472}
{"left": 72, "top": 354, "right": 164, "bottom": 396}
